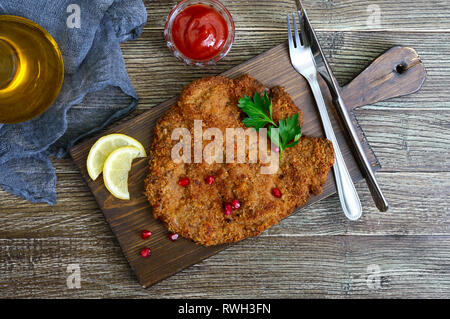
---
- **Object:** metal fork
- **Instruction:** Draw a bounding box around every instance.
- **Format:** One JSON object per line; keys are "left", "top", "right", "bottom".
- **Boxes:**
{"left": 287, "top": 12, "right": 362, "bottom": 220}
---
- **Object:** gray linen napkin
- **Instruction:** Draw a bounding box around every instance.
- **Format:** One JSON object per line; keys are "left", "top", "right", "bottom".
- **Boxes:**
{"left": 0, "top": 0, "right": 147, "bottom": 204}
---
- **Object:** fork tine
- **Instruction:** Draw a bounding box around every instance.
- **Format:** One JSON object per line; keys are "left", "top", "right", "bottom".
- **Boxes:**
{"left": 297, "top": 10, "right": 309, "bottom": 47}
{"left": 287, "top": 14, "right": 297, "bottom": 57}
{"left": 287, "top": 14, "right": 294, "bottom": 48}
{"left": 292, "top": 13, "right": 301, "bottom": 47}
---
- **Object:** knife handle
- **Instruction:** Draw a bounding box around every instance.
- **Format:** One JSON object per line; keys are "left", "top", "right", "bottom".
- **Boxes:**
{"left": 334, "top": 94, "right": 389, "bottom": 212}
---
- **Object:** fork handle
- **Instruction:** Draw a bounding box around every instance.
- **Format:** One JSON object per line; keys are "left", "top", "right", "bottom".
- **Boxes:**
{"left": 308, "top": 75, "right": 362, "bottom": 220}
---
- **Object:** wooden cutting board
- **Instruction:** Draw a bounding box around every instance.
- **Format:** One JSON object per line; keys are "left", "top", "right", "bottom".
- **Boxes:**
{"left": 70, "top": 45, "right": 426, "bottom": 288}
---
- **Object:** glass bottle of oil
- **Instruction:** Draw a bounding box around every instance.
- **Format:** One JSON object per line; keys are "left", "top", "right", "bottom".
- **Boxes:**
{"left": 0, "top": 15, "right": 64, "bottom": 124}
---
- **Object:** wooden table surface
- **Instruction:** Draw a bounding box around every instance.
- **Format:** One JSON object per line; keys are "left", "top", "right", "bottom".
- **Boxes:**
{"left": 1, "top": 0, "right": 449, "bottom": 298}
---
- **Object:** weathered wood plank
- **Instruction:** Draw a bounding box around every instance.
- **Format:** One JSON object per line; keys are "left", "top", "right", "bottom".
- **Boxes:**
{"left": 0, "top": 0, "right": 448, "bottom": 298}
{"left": 354, "top": 110, "right": 450, "bottom": 172}
{"left": 145, "top": 0, "right": 450, "bottom": 32}
{"left": 268, "top": 172, "right": 450, "bottom": 237}
{"left": 118, "top": 30, "right": 450, "bottom": 110}
{"left": 321, "top": 32, "right": 450, "bottom": 105}
{"left": 71, "top": 37, "right": 398, "bottom": 287}
{"left": 1, "top": 235, "right": 449, "bottom": 298}
{"left": 0, "top": 172, "right": 448, "bottom": 238}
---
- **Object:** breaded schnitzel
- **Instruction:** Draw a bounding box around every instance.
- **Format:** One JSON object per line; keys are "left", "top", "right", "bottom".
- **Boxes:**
{"left": 145, "top": 75, "right": 334, "bottom": 246}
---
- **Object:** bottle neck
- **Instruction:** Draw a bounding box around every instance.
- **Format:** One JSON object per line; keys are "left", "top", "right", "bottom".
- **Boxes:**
{"left": 0, "top": 38, "right": 19, "bottom": 90}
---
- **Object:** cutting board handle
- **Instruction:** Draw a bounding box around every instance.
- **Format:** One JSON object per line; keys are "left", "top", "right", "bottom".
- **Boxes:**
{"left": 341, "top": 46, "right": 426, "bottom": 110}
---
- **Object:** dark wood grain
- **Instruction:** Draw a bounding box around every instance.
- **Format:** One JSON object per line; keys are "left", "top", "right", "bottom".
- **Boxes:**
{"left": 1, "top": 0, "right": 447, "bottom": 298}
{"left": 342, "top": 46, "right": 426, "bottom": 109}
{"left": 2, "top": 234, "right": 450, "bottom": 298}
{"left": 70, "top": 45, "right": 425, "bottom": 288}
{"left": 120, "top": 30, "right": 449, "bottom": 110}
{"left": 145, "top": 0, "right": 450, "bottom": 32}
{"left": 2, "top": 171, "right": 448, "bottom": 238}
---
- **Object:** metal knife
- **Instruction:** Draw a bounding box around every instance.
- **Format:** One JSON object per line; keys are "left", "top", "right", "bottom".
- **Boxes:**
{"left": 297, "top": 0, "right": 389, "bottom": 212}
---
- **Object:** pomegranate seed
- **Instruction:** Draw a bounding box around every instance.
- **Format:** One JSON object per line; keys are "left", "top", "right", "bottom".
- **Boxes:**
{"left": 141, "top": 230, "right": 152, "bottom": 240}
{"left": 140, "top": 247, "right": 151, "bottom": 258}
{"left": 231, "top": 199, "right": 241, "bottom": 210}
{"left": 205, "top": 175, "right": 215, "bottom": 185}
{"left": 178, "top": 177, "right": 190, "bottom": 187}
{"left": 224, "top": 203, "right": 233, "bottom": 215}
{"left": 272, "top": 187, "right": 282, "bottom": 198}
{"left": 168, "top": 233, "right": 179, "bottom": 242}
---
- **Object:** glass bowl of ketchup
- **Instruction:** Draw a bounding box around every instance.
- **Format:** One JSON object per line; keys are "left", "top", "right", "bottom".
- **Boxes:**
{"left": 164, "top": 0, "right": 235, "bottom": 66}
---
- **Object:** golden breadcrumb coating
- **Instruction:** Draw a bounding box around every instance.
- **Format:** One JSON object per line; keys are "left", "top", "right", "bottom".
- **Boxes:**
{"left": 145, "top": 75, "right": 334, "bottom": 246}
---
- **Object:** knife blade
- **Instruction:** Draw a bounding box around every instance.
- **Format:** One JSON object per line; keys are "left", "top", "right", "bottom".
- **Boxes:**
{"left": 296, "top": 0, "right": 389, "bottom": 212}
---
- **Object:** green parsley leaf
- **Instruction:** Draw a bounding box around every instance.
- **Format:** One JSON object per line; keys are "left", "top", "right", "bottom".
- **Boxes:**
{"left": 279, "top": 113, "right": 302, "bottom": 151}
{"left": 238, "top": 92, "right": 276, "bottom": 130}
{"left": 239, "top": 93, "right": 302, "bottom": 158}
{"left": 268, "top": 114, "right": 302, "bottom": 158}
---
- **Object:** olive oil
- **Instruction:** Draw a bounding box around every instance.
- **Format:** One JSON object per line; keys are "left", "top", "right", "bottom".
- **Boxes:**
{"left": 0, "top": 16, "right": 64, "bottom": 123}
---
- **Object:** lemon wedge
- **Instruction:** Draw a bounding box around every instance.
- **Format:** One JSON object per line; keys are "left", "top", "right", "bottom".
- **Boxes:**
{"left": 87, "top": 134, "right": 146, "bottom": 181}
{"left": 103, "top": 146, "right": 142, "bottom": 200}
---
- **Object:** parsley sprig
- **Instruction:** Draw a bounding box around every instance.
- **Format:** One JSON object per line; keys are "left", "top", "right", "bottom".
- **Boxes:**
{"left": 238, "top": 93, "right": 302, "bottom": 157}
{"left": 238, "top": 92, "right": 276, "bottom": 130}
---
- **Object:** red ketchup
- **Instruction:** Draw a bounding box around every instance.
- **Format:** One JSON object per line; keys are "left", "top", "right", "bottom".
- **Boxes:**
{"left": 171, "top": 4, "right": 229, "bottom": 61}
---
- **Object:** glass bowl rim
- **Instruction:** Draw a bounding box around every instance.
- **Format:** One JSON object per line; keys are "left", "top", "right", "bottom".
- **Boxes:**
{"left": 164, "top": 0, "right": 235, "bottom": 66}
